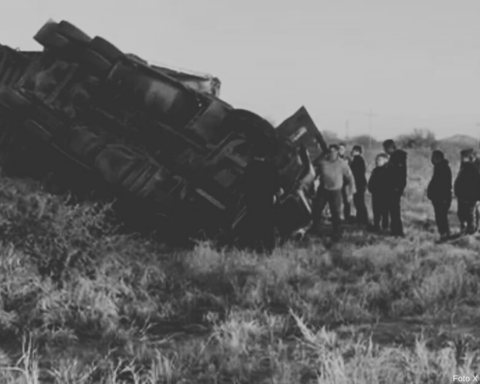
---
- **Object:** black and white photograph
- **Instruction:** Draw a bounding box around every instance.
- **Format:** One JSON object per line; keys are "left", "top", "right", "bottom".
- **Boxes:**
{"left": 0, "top": 0, "right": 480, "bottom": 382}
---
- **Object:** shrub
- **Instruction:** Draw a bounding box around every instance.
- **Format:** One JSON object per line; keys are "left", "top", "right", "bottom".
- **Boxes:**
{"left": 349, "top": 135, "right": 378, "bottom": 149}
{"left": 397, "top": 129, "right": 438, "bottom": 150}
{"left": 323, "top": 130, "right": 341, "bottom": 143}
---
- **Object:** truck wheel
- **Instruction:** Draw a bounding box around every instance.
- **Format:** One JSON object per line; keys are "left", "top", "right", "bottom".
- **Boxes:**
{"left": 81, "top": 37, "right": 125, "bottom": 77}
{"left": 225, "top": 109, "right": 278, "bottom": 147}
{"left": 57, "top": 21, "right": 92, "bottom": 44}
{"left": 89, "top": 37, "right": 124, "bottom": 63}
{"left": 126, "top": 53, "right": 148, "bottom": 65}
{"left": 81, "top": 48, "right": 113, "bottom": 77}
{"left": 34, "top": 22, "right": 73, "bottom": 51}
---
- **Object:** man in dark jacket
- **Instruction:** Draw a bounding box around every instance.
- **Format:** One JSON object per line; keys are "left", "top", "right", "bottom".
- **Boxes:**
{"left": 349, "top": 145, "right": 369, "bottom": 226}
{"left": 383, "top": 139, "right": 407, "bottom": 237}
{"left": 454, "top": 148, "right": 480, "bottom": 235}
{"left": 427, "top": 150, "right": 452, "bottom": 240}
{"left": 243, "top": 140, "right": 281, "bottom": 254}
{"left": 368, "top": 153, "right": 390, "bottom": 231}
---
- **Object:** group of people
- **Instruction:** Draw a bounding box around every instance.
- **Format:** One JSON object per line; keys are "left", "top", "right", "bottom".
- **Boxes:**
{"left": 428, "top": 148, "right": 480, "bottom": 240}
{"left": 311, "top": 139, "right": 407, "bottom": 240}
{"left": 241, "top": 136, "right": 480, "bottom": 254}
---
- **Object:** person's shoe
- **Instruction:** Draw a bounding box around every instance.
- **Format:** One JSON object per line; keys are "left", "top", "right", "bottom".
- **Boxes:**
{"left": 439, "top": 233, "right": 450, "bottom": 242}
{"left": 368, "top": 225, "right": 380, "bottom": 233}
{"left": 466, "top": 228, "right": 476, "bottom": 236}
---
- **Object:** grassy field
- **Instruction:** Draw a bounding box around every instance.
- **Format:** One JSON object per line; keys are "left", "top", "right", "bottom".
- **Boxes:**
{"left": 1, "top": 147, "right": 480, "bottom": 383}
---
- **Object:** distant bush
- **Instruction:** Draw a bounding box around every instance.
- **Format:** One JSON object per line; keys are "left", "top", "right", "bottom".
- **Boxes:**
{"left": 397, "top": 129, "right": 438, "bottom": 150}
{"left": 323, "top": 130, "right": 341, "bottom": 143}
{"left": 349, "top": 135, "right": 378, "bottom": 149}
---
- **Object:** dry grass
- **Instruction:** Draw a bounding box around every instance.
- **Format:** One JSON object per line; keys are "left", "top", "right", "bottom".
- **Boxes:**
{"left": 0, "top": 148, "right": 479, "bottom": 383}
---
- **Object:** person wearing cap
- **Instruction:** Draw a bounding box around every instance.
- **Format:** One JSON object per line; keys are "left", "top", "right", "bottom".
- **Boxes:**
{"left": 427, "top": 150, "right": 452, "bottom": 241}
{"left": 338, "top": 142, "right": 354, "bottom": 221}
{"left": 383, "top": 139, "right": 408, "bottom": 237}
{"left": 349, "top": 144, "right": 369, "bottom": 226}
{"left": 242, "top": 139, "right": 281, "bottom": 254}
{"left": 312, "top": 144, "right": 355, "bottom": 239}
{"left": 454, "top": 148, "right": 480, "bottom": 235}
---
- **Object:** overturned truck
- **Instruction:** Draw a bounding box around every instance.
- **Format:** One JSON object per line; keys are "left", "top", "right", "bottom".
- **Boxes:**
{"left": 0, "top": 20, "right": 327, "bottom": 241}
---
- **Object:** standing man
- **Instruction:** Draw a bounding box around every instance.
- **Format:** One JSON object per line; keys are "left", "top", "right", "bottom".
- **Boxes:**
{"left": 474, "top": 149, "right": 480, "bottom": 172}
{"left": 427, "top": 150, "right": 452, "bottom": 241}
{"left": 338, "top": 142, "right": 354, "bottom": 222}
{"left": 454, "top": 148, "right": 480, "bottom": 235}
{"left": 312, "top": 144, "right": 355, "bottom": 239}
{"left": 243, "top": 140, "right": 281, "bottom": 254}
{"left": 368, "top": 153, "right": 390, "bottom": 232}
{"left": 474, "top": 150, "right": 480, "bottom": 232}
{"left": 383, "top": 139, "right": 407, "bottom": 237}
{"left": 338, "top": 142, "right": 349, "bottom": 161}
{"left": 349, "top": 145, "right": 369, "bottom": 226}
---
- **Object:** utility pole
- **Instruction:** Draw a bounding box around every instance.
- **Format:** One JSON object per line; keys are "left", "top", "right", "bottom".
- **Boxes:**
{"left": 476, "top": 123, "right": 480, "bottom": 148}
{"left": 345, "top": 120, "right": 350, "bottom": 141}
{"left": 367, "top": 110, "right": 376, "bottom": 148}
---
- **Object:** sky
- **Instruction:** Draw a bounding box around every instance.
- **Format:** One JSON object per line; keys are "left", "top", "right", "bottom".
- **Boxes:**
{"left": 1, "top": 0, "right": 480, "bottom": 140}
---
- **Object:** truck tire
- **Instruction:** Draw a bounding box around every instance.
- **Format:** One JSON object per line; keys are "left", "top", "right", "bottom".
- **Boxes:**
{"left": 89, "top": 37, "right": 124, "bottom": 63}
{"left": 57, "top": 21, "right": 92, "bottom": 44}
{"left": 81, "top": 37, "right": 125, "bottom": 78}
{"left": 224, "top": 109, "right": 278, "bottom": 148}
{"left": 34, "top": 22, "right": 73, "bottom": 51}
{"left": 126, "top": 53, "right": 148, "bottom": 65}
{"left": 81, "top": 48, "right": 113, "bottom": 77}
